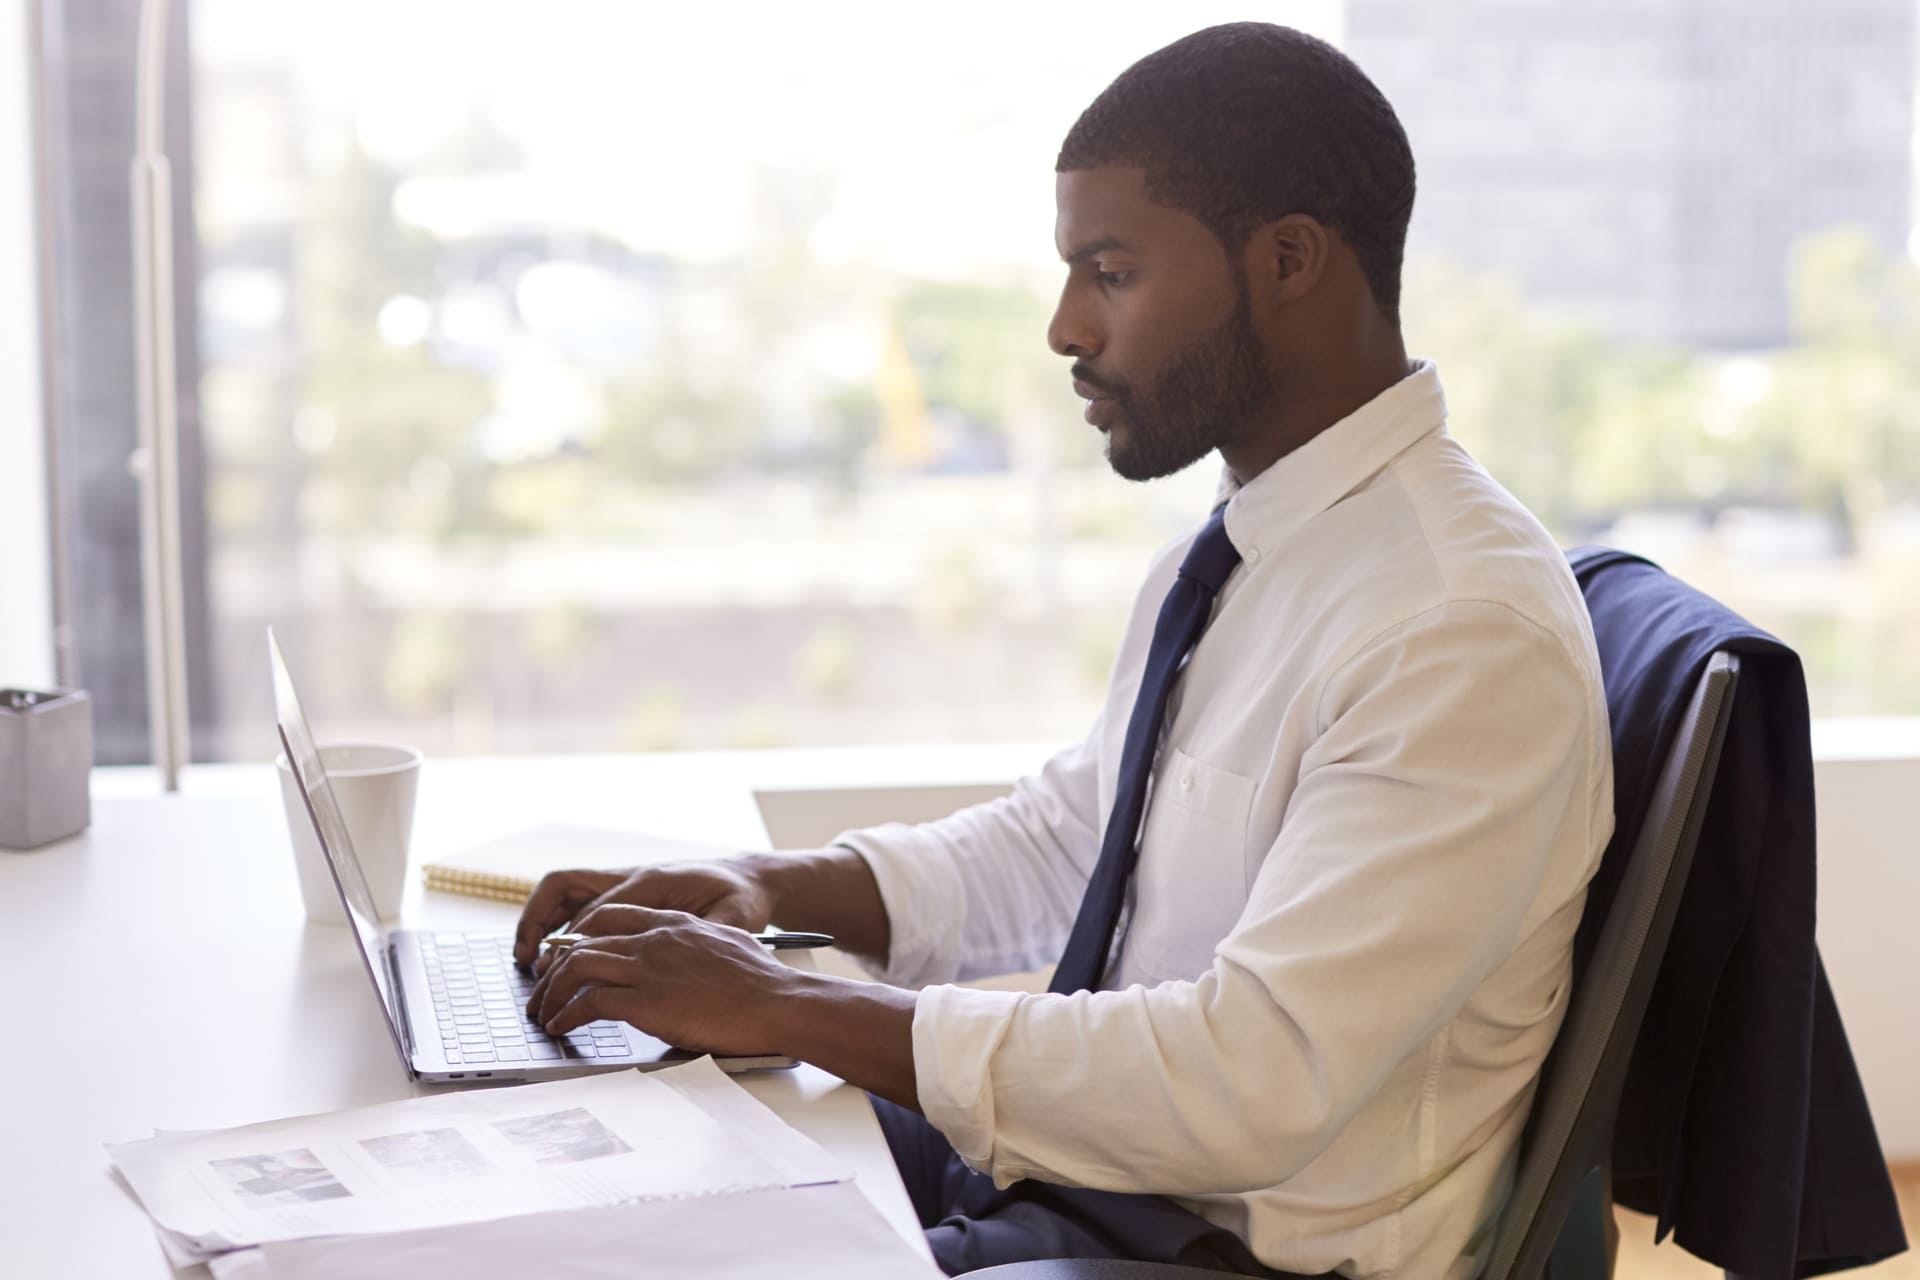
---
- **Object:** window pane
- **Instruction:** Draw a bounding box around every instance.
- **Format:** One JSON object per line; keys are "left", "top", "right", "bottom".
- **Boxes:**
{"left": 176, "top": 1, "right": 1919, "bottom": 763}
{"left": 189, "top": 1, "right": 1301, "bottom": 759}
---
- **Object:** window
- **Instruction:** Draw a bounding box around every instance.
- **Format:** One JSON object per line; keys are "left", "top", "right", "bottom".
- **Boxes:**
{"left": 36, "top": 1, "right": 1920, "bottom": 765}
{"left": 1, "top": 0, "right": 54, "bottom": 689}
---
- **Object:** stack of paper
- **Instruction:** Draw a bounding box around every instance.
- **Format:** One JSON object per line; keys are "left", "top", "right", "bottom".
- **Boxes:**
{"left": 107, "top": 1058, "right": 939, "bottom": 1278}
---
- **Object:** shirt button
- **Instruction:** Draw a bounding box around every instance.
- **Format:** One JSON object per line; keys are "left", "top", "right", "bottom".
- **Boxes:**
{"left": 1180, "top": 770, "right": 1195, "bottom": 792}
{"left": 1243, "top": 546, "right": 1261, "bottom": 563}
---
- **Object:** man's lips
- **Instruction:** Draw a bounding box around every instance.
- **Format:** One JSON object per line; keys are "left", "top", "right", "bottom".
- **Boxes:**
{"left": 1076, "top": 392, "right": 1120, "bottom": 432}
{"left": 1072, "top": 377, "right": 1115, "bottom": 403}
{"left": 1073, "top": 377, "right": 1120, "bottom": 428}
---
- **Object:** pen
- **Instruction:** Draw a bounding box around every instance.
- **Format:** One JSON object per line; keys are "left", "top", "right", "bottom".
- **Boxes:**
{"left": 541, "top": 928, "right": 836, "bottom": 951}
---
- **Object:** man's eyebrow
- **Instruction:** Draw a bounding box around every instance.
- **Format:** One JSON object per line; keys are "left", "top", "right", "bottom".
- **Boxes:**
{"left": 1060, "top": 236, "right": 1137, "bottom": 265}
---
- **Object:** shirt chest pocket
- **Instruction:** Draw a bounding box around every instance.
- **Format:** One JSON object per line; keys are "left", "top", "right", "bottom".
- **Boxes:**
{"left": 1122, "top": 747, "right": 1256, "bottom": 984}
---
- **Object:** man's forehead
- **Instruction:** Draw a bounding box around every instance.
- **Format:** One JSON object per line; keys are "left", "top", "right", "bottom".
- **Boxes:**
{"left": 1054, "top": 166, "right": 1197, "bottom": 259}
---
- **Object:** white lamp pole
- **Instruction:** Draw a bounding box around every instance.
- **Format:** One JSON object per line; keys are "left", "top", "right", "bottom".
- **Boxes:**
{"left": 131, "top": 0, "right": 190, "bottom": 790}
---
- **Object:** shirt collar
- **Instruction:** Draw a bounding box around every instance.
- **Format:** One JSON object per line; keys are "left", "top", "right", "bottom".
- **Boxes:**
{"left": 1216, "top": 358, "right": 1448, "bottom": 559}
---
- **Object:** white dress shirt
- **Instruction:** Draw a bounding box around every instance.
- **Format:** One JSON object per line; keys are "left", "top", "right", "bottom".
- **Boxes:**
{"left": 836, "top": 361, "right": 1614, "bottom": 1280}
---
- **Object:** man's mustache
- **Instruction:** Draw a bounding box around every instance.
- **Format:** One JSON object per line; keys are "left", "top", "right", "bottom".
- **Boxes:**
{"left": 1070, "top": 364, "right": 1126, "bottom": 398}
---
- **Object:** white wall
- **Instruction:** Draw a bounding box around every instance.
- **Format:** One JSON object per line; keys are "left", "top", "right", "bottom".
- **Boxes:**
{"left": 0, "top": 0, "right": 54, "bottom": 691}
{"left": 1811, "top": 744, "right": 1920, "bottom": 1161}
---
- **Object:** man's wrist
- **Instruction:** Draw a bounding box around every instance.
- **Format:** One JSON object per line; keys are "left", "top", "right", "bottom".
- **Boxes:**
{"left": 757, "top": 966, "right": 922, "bottom": 1110}
{"left": 757, "top": 964, "right": 833, "bottom": 1046}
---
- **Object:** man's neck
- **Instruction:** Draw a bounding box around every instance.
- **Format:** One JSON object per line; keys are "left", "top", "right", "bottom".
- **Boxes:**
{"left": 1221, "top": 340, "right": 1412, "bottom": 486}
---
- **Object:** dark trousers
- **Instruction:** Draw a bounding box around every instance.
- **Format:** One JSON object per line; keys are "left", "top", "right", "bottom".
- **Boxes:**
{"left": 870, "top": 1096, "right": 1325, "bottom": 1278}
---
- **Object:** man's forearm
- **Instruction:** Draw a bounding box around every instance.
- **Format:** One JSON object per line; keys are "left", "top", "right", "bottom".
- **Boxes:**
{"left": 765, "top": 968, "right": 921, "bottom": 1111}
{"left": 737, "top": 844, "right": 892, "bottom": 970}
{"left": 737, "top": 847, "right": 919, "bottom": 1110}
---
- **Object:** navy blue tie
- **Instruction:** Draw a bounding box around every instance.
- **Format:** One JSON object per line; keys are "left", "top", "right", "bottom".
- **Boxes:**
{"left": 1050, "top": 506, "right": 1243, "bottom": 995}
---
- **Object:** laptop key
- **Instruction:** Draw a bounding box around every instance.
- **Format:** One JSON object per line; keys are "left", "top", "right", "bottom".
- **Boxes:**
{"left": 496, "top": 1046, "right": 530, "bottom": 1061}
{"left": 529, "top": 1044, "right": 562, "bottom": 1060}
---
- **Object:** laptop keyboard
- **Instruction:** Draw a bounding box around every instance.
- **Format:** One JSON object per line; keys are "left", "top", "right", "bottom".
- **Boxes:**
{"left": 419, "top": 933, "right": 632, "bottom": 1065}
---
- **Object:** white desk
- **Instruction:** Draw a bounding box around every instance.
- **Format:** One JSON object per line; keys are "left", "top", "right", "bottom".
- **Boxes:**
{"left": 0, "top": 758, "right": 926, "bottom": 1275}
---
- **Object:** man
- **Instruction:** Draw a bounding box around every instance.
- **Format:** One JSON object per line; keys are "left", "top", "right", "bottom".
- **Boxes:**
{"left": 514, "top": 23, "right": 1612, "bottom": 1279}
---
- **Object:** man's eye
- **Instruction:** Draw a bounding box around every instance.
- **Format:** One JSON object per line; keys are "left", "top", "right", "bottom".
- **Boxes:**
{"left": 1097, "top": 271, "right": 1133, "bottom": 288}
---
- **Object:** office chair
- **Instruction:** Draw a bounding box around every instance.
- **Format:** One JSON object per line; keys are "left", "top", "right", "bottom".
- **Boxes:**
{"left": 969, "top": 652, "right": 1741, "bottom": 1280}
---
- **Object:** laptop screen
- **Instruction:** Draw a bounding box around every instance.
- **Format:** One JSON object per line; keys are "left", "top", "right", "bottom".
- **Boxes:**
{"left": 269, "top": 628, "right": 412, "bottom": 1067}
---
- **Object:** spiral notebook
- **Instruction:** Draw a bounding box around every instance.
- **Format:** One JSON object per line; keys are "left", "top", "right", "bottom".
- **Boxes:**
{"left": 421, "top": 824, "right": 740, "bottom": 904}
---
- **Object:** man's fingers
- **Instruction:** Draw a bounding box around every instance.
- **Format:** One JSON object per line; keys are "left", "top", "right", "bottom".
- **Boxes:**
{"left": 544, "top": 984, "right": 626, "bottom": 1038}
{"left": 513, "top": 871, "right": 574, "bottom": 962}
{"left": 575, "top": 882, "right": 633, "bottom": 922}
{"left": 572, "top": 902, "right": 674, "bottom": 938}
{"left": 527, "top": 938, "right": 646, "bottom": 1019}
{"left": 529, "top": 945, "right": 645, "bottom": 1028}
{"left": 528, "top": 929, "right": 647, "bottom": 998}
{"left": 513, "top": 870, "right": 622, "bottom": 966}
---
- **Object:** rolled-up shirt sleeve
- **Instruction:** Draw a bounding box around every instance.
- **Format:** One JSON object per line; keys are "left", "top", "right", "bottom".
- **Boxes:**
{"left": 832, "top": 712, "right": 1108, "bottom": 989}
{"left": 907, "top": 600, "right": 1605, "bottom": 1194}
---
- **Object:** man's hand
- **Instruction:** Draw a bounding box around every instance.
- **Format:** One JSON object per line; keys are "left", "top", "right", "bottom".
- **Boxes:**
{"left": 523, "top": 897, "right": 924, "bottom": 1109}
{"left": 526, "top": 904, "right": 796, "bottom": 1055}
{"left": 512, "top": 860, "right": 773, "bottom": 968}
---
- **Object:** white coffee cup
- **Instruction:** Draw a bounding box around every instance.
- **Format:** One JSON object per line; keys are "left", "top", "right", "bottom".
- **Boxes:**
{"left": 275, "top": 742, "right": 422, "bottom": 924}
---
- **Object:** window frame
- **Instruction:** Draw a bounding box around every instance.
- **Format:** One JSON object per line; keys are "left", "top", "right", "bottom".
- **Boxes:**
{"left": 1, "top": 0, "right": 56, "bottom": 691}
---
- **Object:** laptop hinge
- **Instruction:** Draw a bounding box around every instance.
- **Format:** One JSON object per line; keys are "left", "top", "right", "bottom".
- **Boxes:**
{"left": 386, "top": 941, "right": 417, "bottom": 1057}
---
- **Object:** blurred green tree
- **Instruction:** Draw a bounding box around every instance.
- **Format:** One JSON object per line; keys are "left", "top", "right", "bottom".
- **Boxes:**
{"left": 1745, "top": 228, "right": 1920, "bottom": 545}
{"left": 294, "top": 141, "right": 494, "bottom": 537}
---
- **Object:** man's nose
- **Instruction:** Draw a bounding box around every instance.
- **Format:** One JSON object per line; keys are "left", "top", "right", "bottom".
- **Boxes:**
{"left": 1047, "top": 284, "right": 1100, "bottom": 360}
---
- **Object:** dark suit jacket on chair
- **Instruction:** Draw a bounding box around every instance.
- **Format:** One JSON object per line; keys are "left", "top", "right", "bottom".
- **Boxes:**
{"left": 1569, "top": 548, "right": 1906, "bottom": 1280}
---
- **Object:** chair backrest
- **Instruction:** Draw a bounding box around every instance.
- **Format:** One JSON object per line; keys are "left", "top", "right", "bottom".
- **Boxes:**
{"left": 1481, "top": 651, "right": 1740, "bottom": 1280}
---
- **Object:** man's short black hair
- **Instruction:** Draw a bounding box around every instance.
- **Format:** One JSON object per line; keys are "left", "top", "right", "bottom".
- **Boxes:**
{"left": 1058, "top": 23, "right": 1415, "bottom": 321}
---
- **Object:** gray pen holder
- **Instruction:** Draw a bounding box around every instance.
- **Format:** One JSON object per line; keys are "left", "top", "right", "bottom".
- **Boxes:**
{"left": 0, "top": 687, "right": 93, "bottom": 850}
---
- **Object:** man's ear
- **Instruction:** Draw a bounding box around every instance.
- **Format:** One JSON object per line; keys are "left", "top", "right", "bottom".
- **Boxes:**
{"left": 1249, "top": 214, "right": 1330, "bottom": 306}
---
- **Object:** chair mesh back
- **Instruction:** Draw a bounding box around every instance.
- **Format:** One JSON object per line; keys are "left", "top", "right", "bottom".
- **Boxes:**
{"left": 1481, "top": 652, "right": 1740, "bottom": 1280}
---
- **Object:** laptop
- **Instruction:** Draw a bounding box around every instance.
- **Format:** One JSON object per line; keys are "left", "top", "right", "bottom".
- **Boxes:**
{"left": 269, "top": 628, "right": 793, "bottom": 1082}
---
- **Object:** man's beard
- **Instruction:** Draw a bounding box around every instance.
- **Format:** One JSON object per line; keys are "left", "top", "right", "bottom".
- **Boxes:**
{"left": 1093, "top": 283, "right": 1276, "bottom": 483}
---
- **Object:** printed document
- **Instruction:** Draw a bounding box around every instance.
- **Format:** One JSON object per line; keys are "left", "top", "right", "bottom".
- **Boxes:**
{"left": 108, "top": 1059, "right": 850, "bottom": 1256}
{"left": 254, "top": 1182, "right": 942, "bottom": 1279}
